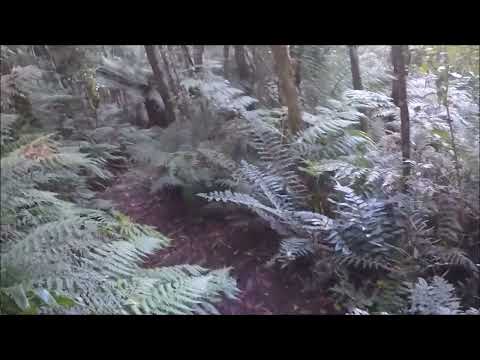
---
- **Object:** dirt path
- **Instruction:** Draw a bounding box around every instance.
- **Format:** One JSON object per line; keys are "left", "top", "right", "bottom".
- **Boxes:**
{"left": 100, "top": 172, "right": 336, "bottom": 314}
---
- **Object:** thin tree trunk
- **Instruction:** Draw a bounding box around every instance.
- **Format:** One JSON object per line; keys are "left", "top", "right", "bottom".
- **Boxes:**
{"left": 445, "top": 102, "right": 462, "bottom": 188}
{"left": 290, "top": 45, "right": 303, "bottom": 91}
{"left": 144, "top": 45, "right": 176, "bottom": 126}
{"left": 193, "top": 45, "right": 205, "bottom": 72}
{"left": 234, "top": 45, "right": 250, "bottom": 81}
{"left": 272, "top": 50, "right": 287, "bottom": 107}
{"left": 167, "top": 47, "right": 183, "bottom": 92}
{"left": 348, "top": 45, "right": 363, "bottom": 90}
{"left": 443, "top": 64, "right": 462, "bottom": 188}
{"left": 391, "top": 48, "right": 400, "bottom": 106}
{"left": 168, "top": 46, "right": 190, "bottom": 117}
{"left": 158, "top": 45, "right": 178, "bottom": 94}
{"left": 271, "top": 45, "right": 302, "bottom": 136}
{"left": 348, "top": 45, "right": 367, "bottom": 131}
{"left": 181, "top": 45, "right": 194, "bottom": 73}
{"left": 168, "top": 46, "right": 184, "bottom": 83}
{"left": 223, "top": 45, "right": 230, "bottom": 76}
{"left": 391, "top": 45, "right": 411, "bottom": 188}
{"left": 101, "top": 45, "right": 109, "bottom": 58}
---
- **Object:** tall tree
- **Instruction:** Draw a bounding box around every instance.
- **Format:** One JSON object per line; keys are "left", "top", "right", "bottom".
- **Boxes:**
{"left": 193, "top": 45, "right": 205, "bottom": 72}
{"left": 234, "top": 45, "right": 250, "bottom": 81}
{"left": 181, "top": 45, "right": 194, "bottom": 74}
{"left": 290, "top": 45, "right": 303, "bottom": 91}
{"left": 348, "top": 45, "right": 368, "bottom": 131}
{"left": 391, "top": 45, "right": 411, "bottom": 186}
{"left": 223, "top": 45, "right": 230, "bottom": 76}
{"left": 271, "top": 45, "right": 302, "bottom": 136}
{"left": 348, "top": 45, "right": 363, "bottom": 90}
{"left": 158, "top": 45, "right": 178, "bottom": 94}
{"left": 144, "top": 45, "right": 176, "bottom": 126}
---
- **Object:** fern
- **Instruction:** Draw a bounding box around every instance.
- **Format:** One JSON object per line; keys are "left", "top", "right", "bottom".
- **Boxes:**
{"left": 427, "top": 246, "right": 479, "bottom": 275}
{"left": 126, "top": 266, "right": 238, "bottom": 315}
{"left": 181, "top": 75, "right": 258, "bottom": 114}
{"left": 343, "top": 275, "right": 480, "bottom": 315}
{"left": 294, "top": 111, "right": 372, "bottom": 159}
{"left": 267, "top": 237, "right": 315, "bottom": 268}
{"left": 0, "top": 136, "right": 239, "bottom": 315}
{"left": 240, "top": 109, "right": 309, "bottom": 206}
{"left": 326, "top": 183, "right": 402, "bottom": 258}
{"left": 0, "top": 113, "right": 20, "bottom": 147}
{"left": 408, "top": 276, "right": 462, "bottom": 314}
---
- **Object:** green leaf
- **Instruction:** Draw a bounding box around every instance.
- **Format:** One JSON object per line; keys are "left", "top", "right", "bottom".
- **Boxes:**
{"left": 353, "top": 156, "right": 371, "bottom": 168}
{"left": 54, "top": 294, "right": 76, "bottom": 309}
{"left": 20, "top": 305, "right": 40, "bottom": 315}
{"left": 33, "top": 288, "right": 58, "bottom": 306}
{"left": 431, "top": 129, "right": 450, "bottom": 142}
{"left": 4, "top": 285, "right": 30, "bottom": 311}
{"left": 130, "top": 235, "right": 168, "bottom": 253}
{"left": 419, "top": 63, "right": 429, "bottom": 74}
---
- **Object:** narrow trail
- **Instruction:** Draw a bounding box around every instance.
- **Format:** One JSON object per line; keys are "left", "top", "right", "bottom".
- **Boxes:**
{"left": 100, "top": 171, "right": 336, "bottom": 314}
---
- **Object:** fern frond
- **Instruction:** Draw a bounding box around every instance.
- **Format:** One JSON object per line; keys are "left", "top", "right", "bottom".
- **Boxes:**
{"left": 269, "top": 237, "right": 314, "bottom": 267}
{"left": 197, "top": 147, "right": 238, "bottom": 173}
{"left": 198, "top": 190, "right": 281, "bottom": 218}
{"left": 335, "top": 254, "right": 397, "bottom": 273}
{"left": 427, "top": 246, "right": 478, "bottom": 275}
{"left": 237, "top": 161, "right": 294, "bottom": 212}
{"left": 408, "top": 276, "right": 461, "bottom": 314}
{"left": 125, "top": 266, "right": 239, "bottom": 315}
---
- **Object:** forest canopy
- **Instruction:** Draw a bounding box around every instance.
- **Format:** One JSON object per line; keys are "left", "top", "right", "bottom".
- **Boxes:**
{"left": 0, "top": 45, "right": 479, "bottom": 315}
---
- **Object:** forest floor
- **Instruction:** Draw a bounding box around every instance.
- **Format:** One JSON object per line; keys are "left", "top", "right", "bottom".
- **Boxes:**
{"left": 100, "top": 170, "right": 337, "bottom": 315}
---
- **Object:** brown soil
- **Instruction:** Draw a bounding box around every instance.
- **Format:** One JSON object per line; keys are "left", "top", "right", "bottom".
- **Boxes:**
{"left": 100, "top": 172, "right": 337, "bottom": 315}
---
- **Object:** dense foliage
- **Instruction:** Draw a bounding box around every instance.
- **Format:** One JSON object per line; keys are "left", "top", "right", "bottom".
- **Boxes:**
{"left": 1, "top": 45, "right": 478, "bottom": 315}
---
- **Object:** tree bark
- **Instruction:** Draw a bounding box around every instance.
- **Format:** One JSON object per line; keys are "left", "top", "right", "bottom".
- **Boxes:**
{"left": 158, "top": 45, "right": 178, "bottom": 94}
{"left": 348, "top": 45, "right": 368, "bottom": 131}
{"left": 193, "top": 45, "right": 205, "bottom": 72}
{"left": 391, "top": 48, "right": 400, "bottom": 106}
{"left": 348, "top": 45, "right": 363, "bottom": 90}
{"left": 391, "top": 45, "right": 411, "bottom": 187}
{"left": 223, "top": 45, "right": 230, "bottom": 76}
{"left": 271, "top": 45, "right": 302, "bottom": 136}
{"left": 167, "top": 46, "right": 189, "bottom": 117}
{"left": 290, "top": 45, "right": 303, "bottom": 90}
{"left": 234, "top": 45, "right": 250, "bottom": 81}
{"left": 144, "top": 45, "right": 176, "bottom": 126}
{"left": 181, "top": 45, "right": 194, "bottom": 73}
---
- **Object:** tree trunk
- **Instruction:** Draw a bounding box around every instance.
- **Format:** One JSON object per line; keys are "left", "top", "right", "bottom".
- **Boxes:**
{"left": 290, "top": 45, "right": 303, "bottom": 90}
{"left": 271, "top": 45, "right": 302, "bottom": 136}
{"left": 181, "top": 45, "right": 194, "bottom": 73}
{"left": 234, "top": 45, "right": 250, "bottom": 81}
{"left": 223, "top": 45, "right": 230, "bottom": 76}
{"left": 167, "top": 46, "right": 189, "bottom": 117}
{"left": 158, "top": 45, "right": 178, "bottom": 94}
{"left": 101, "top": 45, "right": 109, "bottom": 58}
{"left": 144, "top": 45, "right": 176, "bottom": 127}
{"left": 348, "top": 45, "right": 363, "bottom": 90}
{"left": 193, "top": 45, "right": 205, "bottom": 72}
{"left": 391, "top": 45, "right": 411, "bottom": 187}
{"left": 348, "top": 45, "right": 367, "bottom": 131}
